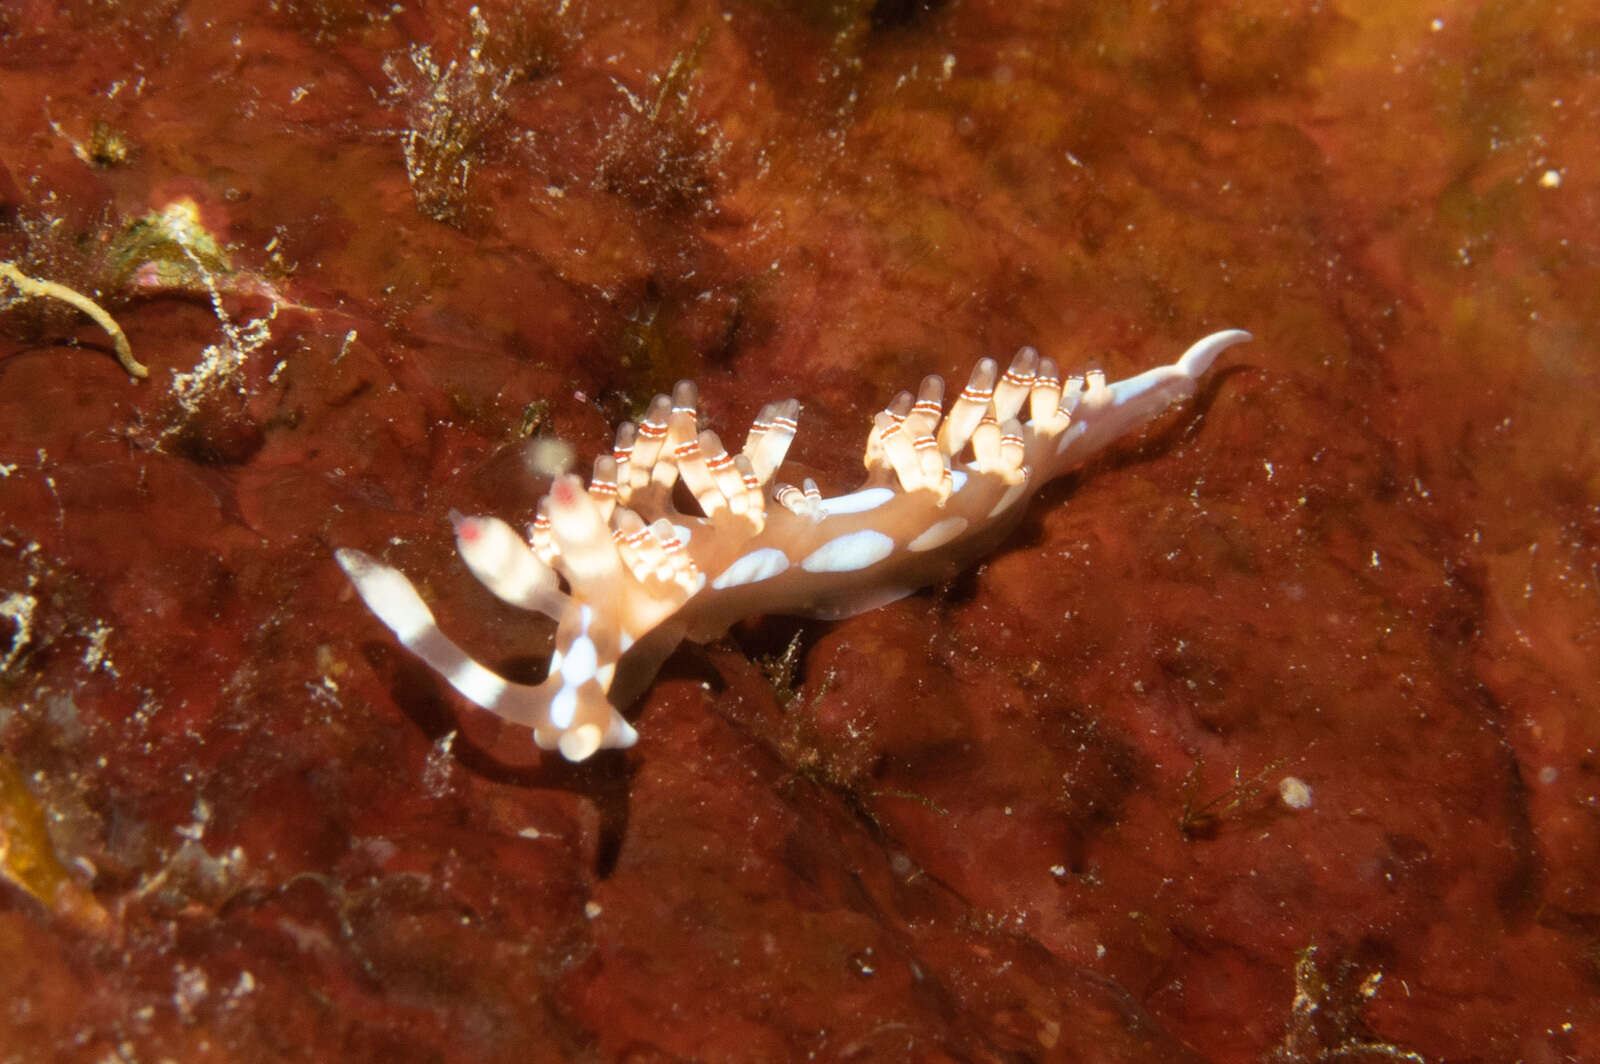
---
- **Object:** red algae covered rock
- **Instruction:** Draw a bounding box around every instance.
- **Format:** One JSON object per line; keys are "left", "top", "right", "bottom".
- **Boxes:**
{"left": 1, "top": 0, "right": 1598, "bottom": 1061}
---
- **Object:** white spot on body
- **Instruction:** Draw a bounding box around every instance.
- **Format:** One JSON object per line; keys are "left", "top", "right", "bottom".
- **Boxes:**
{"left": 549, "top": 605, "right": 600, "bottom": 730}
{"left": 818, "top": 487, "right": 894, "bottom": 515}
{"left": 800, "top": 529, "right": 895, "bottom": 573}
{"left": 712, "top": 547, "right": 791, "bottom": 589}
{"left": 562, "top": 635, "right": 598, "bottom": 686}
{"left": 549, "top": 684, "right": 579, "bottom": 729}
{"left": 908, "top": 516, "right": 968, "bottom": 552}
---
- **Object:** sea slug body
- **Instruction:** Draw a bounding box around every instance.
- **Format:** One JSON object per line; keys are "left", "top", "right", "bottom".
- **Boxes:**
{"left": 337, "top": 329, "right": 1250, "bottom": 762}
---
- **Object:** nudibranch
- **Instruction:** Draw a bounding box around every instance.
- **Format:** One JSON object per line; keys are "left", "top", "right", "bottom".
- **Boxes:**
{"left": 337, "top": 329, "right": 1250, "bottom": 761}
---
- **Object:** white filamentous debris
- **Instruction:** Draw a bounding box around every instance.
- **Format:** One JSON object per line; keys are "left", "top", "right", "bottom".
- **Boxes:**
{"left": 80, "top": 620, "right": 117, "bottom": 677}
{"left": 0, "top": 590, "right": 37, "bottom": 673}
{"left": 422, "top": 730, "right": 459, "bottom": 797}
{"left": 163, "top": 232, "right": 283, "bottom": 427}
